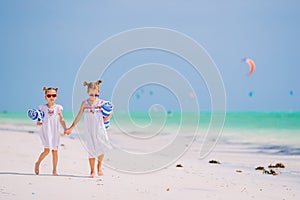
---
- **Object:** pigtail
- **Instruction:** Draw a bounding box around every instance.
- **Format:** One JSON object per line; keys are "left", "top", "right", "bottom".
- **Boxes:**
{"left": 96, "top": 80, "right": 102, "bottom": 85}
{"left": 83, "top": 81, "right": 89, "bottom": 86}
{"left": 84, "top": 80, "right": 101, "bottom": 92}
{"left": 43, "top": 86, "right": 58, "bottom": 94}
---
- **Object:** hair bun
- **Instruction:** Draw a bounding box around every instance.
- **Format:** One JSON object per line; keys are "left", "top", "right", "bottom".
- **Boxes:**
{"left": 96, "top": 80, "right": 102, "bottom": 85}
{"left": 83, "top": 81, "right": 89, "bottom": 86}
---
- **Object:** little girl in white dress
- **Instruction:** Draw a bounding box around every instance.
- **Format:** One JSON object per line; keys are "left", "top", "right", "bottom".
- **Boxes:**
{"left": 39, "top": 103, "right": 63, "bottom": 150}
{"left": 65, "top": 80, "right": 112, "bottom": 177}
{"left": 83, "top": 98, "right": 110, "bottom": 157}
{"left": 35, "top": 87, "right": 67, "bottom": 176}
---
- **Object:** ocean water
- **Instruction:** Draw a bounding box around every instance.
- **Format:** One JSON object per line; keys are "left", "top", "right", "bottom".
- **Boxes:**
{"left": 221, "top": 112, "right": 300, "bottom": 155}
{"left": 0, "top": 112, "right": 299, "bottom": 155}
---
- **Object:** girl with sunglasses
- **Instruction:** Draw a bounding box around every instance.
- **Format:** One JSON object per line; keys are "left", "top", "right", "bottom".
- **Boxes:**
{"left": 65, "top": 80, "right": 112, "bottom": 177}
{"left": 35, "top": 87, "right": 67, "bottom": 176}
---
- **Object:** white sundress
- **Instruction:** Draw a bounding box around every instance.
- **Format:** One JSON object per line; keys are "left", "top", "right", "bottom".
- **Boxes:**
{"left": 84, "top": 99, "right": 111, "bottom": 158}
{"left": 39, "top": 104, "right": 63, "bottom": 150}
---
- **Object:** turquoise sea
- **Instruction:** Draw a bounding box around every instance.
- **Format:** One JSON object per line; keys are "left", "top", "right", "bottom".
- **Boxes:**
{"left": 1, "top": 112, "right": 300, "bottom": 155}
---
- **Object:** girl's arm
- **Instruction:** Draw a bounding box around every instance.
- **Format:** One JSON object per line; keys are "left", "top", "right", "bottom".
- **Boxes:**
{"left": 65, "top": 101, "right": 85, "bottom": 134}
{"left": 59, "top": 109, "right": 67, "bottom": 131}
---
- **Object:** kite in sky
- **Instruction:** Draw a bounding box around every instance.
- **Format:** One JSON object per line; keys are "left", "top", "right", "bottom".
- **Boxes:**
{"left": 244, "top": 58, "right": 256, "bottom": 76}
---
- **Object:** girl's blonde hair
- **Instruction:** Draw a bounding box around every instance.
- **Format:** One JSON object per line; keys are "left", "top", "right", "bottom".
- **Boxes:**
{"left": 43, "top": 86, "right": 58, "bottom": 94}
{"left": 83, "top": 80, "right": 102, "bottom": 92}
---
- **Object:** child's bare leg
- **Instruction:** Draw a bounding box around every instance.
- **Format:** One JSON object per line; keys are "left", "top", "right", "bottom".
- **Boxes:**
{"left": 97, "top": 154, "right": 104, "bottom": 176}
{"left": 35, "top": 148, "right": 50, "bottom": 175}
{"left": 89, "top": 158, "right": 96, "bottom": 178}
{"left": 52, "top": 150, "right": 58, "bottom": 176}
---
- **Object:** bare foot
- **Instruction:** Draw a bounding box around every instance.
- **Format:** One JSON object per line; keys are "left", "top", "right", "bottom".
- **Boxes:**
{"left": 98, "top": 169, "right": 103, "bottom": 176}
{"left": 89, "top": 172, "right": 96, "bottom": 178}
{"left": 52, "top": 171, "right": 59, "bottom": 176}
{"left": 97, "top": 162, "right": 103, "bottom": 176}
{"left": 34, "top": 163, "right": 39, "bottom": 175}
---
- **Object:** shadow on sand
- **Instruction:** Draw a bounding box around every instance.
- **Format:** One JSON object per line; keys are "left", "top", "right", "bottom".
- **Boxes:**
{"left": 0, "top": 172, "right": 92, "bottom": 179}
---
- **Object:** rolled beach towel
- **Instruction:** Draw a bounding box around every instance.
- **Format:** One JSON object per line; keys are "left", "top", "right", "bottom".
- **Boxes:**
{"left": 101, "top": 101, "right": 113, "bottom": 129}
{"left": 27, "top": 109, "right": 44, "bottom": 123}
{"left": 104, "top": 120, "right": 110, "bottom": 129}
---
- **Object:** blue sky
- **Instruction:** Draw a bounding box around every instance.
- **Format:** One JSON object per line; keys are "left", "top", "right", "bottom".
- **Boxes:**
{"left": 0, "top": 0, "right": 299, "bottom": 112}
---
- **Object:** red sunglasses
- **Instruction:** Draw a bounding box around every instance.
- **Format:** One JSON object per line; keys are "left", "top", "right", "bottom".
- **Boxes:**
{"left": 89, "top": 94, "right": 99, "bottom": 97}
{"left": 46, "top": 94, "right": 57, "bottom": 98}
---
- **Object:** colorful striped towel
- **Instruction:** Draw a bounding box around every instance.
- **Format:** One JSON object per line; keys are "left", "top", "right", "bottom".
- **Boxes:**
{"left": 27, "top": 109, "right": 44, "bottom": 123}
{"left": 101, "top": 101, "right": 113, "bottom": 129}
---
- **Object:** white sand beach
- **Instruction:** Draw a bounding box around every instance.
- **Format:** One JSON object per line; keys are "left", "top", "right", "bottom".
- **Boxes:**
{"left": 0, "top": 122, "right": 299, "bottom": 200}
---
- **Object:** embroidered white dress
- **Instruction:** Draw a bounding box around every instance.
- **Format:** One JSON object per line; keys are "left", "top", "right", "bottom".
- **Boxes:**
{"left": 38, "top": 104, "right": 63, "bottom": 150}
{"left": 84, "top": 99, "right": 111, "bottom": 158}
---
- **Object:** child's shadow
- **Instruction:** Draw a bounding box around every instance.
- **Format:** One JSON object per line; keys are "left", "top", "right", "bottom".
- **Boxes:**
{"left": 0, "top": 172, "right": 91, "bottom": 179}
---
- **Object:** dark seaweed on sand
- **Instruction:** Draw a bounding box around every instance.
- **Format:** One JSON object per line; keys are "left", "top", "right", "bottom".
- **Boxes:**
{"left": 255, "top": 166, "right": 265, "bottom": 170}
{"left": 176, "top": 164, "right": 183, "bottom": 168}
{"left": 268, "top": 163, "right": 285, "bottom": 168}
{"left": 263, "top": 169, "right": 278, "bottom": 176}
{"left": 209, "top": 160, "right": 221, "bottom": 164}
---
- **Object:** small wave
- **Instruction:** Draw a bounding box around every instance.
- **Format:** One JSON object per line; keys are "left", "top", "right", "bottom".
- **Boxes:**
{"left": 257, "top": 145, "right": 300, "bottom": 156}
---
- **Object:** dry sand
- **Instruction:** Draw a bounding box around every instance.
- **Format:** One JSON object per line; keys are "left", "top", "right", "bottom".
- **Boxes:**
{"left": 0, "top": 125, "right": 299, "bottom": 200}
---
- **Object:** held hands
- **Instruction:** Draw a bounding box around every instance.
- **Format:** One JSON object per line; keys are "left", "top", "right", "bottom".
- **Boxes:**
{"left": 64, "top": 128, "right": 72, "bottom": 135}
